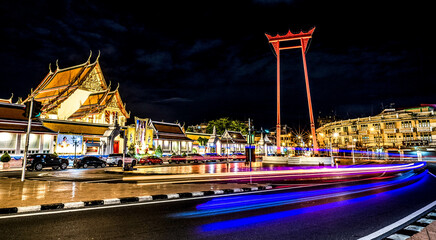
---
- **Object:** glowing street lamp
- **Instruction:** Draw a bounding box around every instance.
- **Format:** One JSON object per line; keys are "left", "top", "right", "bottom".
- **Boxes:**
{"left": 330, "top": 132, "right": 339, "bottom": 167}
{"left": 352, "top": 138, "right": 357, "bottom": 164}
{"left": 370, "top": 127, "right": 381, "bottom": 159}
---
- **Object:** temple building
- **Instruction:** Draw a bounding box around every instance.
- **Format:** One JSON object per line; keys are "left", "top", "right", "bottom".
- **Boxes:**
{"left": 149, "top": 120, "right": 193, "bottom": 155}
{"left": 256, "top": 132, "right": 275, "bottom": 156}
{"left": 185, "top": 131, "right": 214, "bottom": 154}
{"left": 23, "top": 52, "right": 130, "bottom": 157}
{"left": 220, "top": 130, "right": 247, "bottom": 155}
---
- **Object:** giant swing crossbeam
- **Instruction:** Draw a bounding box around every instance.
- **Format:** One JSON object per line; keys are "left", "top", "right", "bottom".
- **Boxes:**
{"left": 265, "top": 27, "right": 319, "bottom": 155}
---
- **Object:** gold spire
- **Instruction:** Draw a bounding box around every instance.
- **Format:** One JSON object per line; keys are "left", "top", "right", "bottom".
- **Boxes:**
{"left": 87, "top": 50, "right": 92, "bottom": 63}
{"left": 96, "top": 50, "right": 101, "bottom": 62}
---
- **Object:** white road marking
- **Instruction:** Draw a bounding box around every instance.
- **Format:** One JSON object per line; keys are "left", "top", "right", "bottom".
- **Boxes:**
{"left": 63, "top": 202, "right": 85, "bottom": 209}
{"left": 359, "top": 199, "right": 436, "bottom": 240}
{"left": 103, "top": 199, "right": 121, "bottom": 205}
{"left": 233, "top": 188, "right": 243, "bottom": 193}
{"left": 17, "top": 205, "right": 41, "bottom": 213}
{"left": 167, "top": 193, "right": 180, "bottom": 199}
{"left": 137, "top": 196, "right": 153, "bottom": 202}
{"left": 191, "top": 192, "right": 204, "bottom": 197}
{"left": 427, "top": 170, "right": 436, "bottom": 179}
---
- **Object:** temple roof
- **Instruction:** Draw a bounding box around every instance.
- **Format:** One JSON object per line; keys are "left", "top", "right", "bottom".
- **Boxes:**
{"left": 25, "top": 53, "right": 129, "bottom": 119}
{"left": 42, "top": 119, "right": 110, "bottom": 136}
{"left": 221, "top": 130, "right": 247, "bottom": 144}
{"left": 0, "top": 102, "right": 55, "bottom": 134}
{"left": 26, "top": 59, "right": 105, "bottom": 112}
{"left": 68, "top": 88, "right": 129, "bottom": 119}
{"left": 68, "top": 89, "right": 110, "bottom": 119}
{"left": 150, "top": 121, "right": 192, "bottom": 141}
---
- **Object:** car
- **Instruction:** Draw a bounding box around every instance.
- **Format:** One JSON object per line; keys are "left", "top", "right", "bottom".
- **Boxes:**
{"left": 106, "top": 153, "right": 123, "bottom": 167}
{"left": 232, "top": 153, "right": 246, "bottom": 160}
{"left": 26, "top": 153, "right": 69, "bottom": 171}
{"left": 168, "top": 155, "right": 186, "bottom": 164}
{"left": 210, "top": 154, "right": 228, "bottom": 162}
{"left": 106, "top": 153, "right": 137, "bottom": 167}
{"left": 74, "top": 156, "right": 107, "bottom": 168}
{"left": 139, "top": 156, "right": 163, "bottom": 165}
{"left": 186, "top": 153, "right": 205, "bottom": 163}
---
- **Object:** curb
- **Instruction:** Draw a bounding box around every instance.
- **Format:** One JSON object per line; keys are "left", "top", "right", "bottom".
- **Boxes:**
{"left": 0, "top": 185, "right": 273, "bottom": 215}
{"left": 384, "top": 210, "right": 436, "bottom": 240}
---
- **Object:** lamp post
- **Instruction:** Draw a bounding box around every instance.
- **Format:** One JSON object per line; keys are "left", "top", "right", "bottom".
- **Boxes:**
{"left": 330, "top": 132, "right": 339, "bottom": 167}
{"left": 370, "top": 127, "right": 380, "bottom": 159}
{"left": 319, "top": 132, "right": 325, "bottom": 154}
{"left": 71, "top": 135, "right": 80, "bottom": 161}
{"left": 352, "top": 138, "right": 357, "bottom": 164}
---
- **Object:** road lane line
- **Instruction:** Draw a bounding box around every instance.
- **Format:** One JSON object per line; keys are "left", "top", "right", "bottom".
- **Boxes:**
{"left": 427, "top": 171, "right": 436, "bottom": 179}
{"left": 359, "top": 199, "right": 436, "bottom": 240}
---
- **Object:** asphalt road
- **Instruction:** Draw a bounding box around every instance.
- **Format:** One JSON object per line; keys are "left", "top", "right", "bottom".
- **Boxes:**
{"left": 1, "top": 167, "right": 436, "bottom": 240}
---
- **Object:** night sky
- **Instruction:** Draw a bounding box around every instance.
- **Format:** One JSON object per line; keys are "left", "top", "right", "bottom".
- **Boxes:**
{"left": 1, "top": 1, "right": 434, "bottom": 130}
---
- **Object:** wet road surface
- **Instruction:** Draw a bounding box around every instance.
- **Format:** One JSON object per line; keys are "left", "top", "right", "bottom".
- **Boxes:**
{"left": 1, "top": 168, "right": 435, "bottom": 240}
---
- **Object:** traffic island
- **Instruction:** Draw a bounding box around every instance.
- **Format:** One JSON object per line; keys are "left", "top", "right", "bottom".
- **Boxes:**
{"left": 0, "top": 177, "right": 273, "bottom": 215}
{"left": 0, "top": 183, "right": 272, "bottom": 215}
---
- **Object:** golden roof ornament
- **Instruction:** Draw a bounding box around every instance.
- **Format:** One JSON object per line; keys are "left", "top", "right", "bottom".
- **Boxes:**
{"left": 87, "top": 50, "right": 92, "bottom": 63}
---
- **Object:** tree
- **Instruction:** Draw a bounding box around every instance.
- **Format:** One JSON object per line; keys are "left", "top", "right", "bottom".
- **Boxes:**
{"left": 1, "top": 152, "right": 11, "bottom": 162}
{"left": 197, "top": 137, "right": 208, "bottom": 146}
{"left": 205, "top": 118, "right": 248, "bottom": 135}
{"left": 128, "top": 143, "right": 135, "bottom": 155}
{"left": 155, "top": 145, "right": 163, "bottom": 157}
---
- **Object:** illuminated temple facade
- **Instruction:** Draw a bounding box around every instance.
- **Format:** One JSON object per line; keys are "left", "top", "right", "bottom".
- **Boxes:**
{"left": 24, "top": 53, "right": 130, "bottom": 156}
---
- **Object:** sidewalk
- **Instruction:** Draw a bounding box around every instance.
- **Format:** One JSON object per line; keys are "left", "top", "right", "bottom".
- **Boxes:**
{"left": 0, "top": 177, "right": 269, "bottom": 209}
{"left": 411, "top": 221, "right": 436, "bottom": 239}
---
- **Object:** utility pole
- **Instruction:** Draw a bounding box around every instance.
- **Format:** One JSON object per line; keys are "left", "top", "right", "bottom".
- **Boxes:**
{"left": 21, "top": 98, "right": 34, "bottom": 182}
{"left": 248, "top": 118, "right": 252, "bottom": 170}
{"left": 248, "top": 118, "right": 252, "bottom": 184}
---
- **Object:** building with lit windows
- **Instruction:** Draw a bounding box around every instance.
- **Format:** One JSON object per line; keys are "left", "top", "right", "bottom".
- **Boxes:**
{"left": 316, "top": 105, "right": 436, "bottom": 157}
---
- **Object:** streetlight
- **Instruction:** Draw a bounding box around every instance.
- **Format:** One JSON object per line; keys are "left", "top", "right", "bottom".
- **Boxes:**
{"left": 330, "top": 132, "right": 339, "bottom": 167}
{"left": 319, "top": 132, "right": 325, "bottom": 153}
{"left": 370, "top": 127, "right": 380, "bottom": 159}
{"left": 352, "top": 138, "right": 357, "bottom": 164}
{"left": 71, "top": 135, "right": 80, "bottom": 161}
